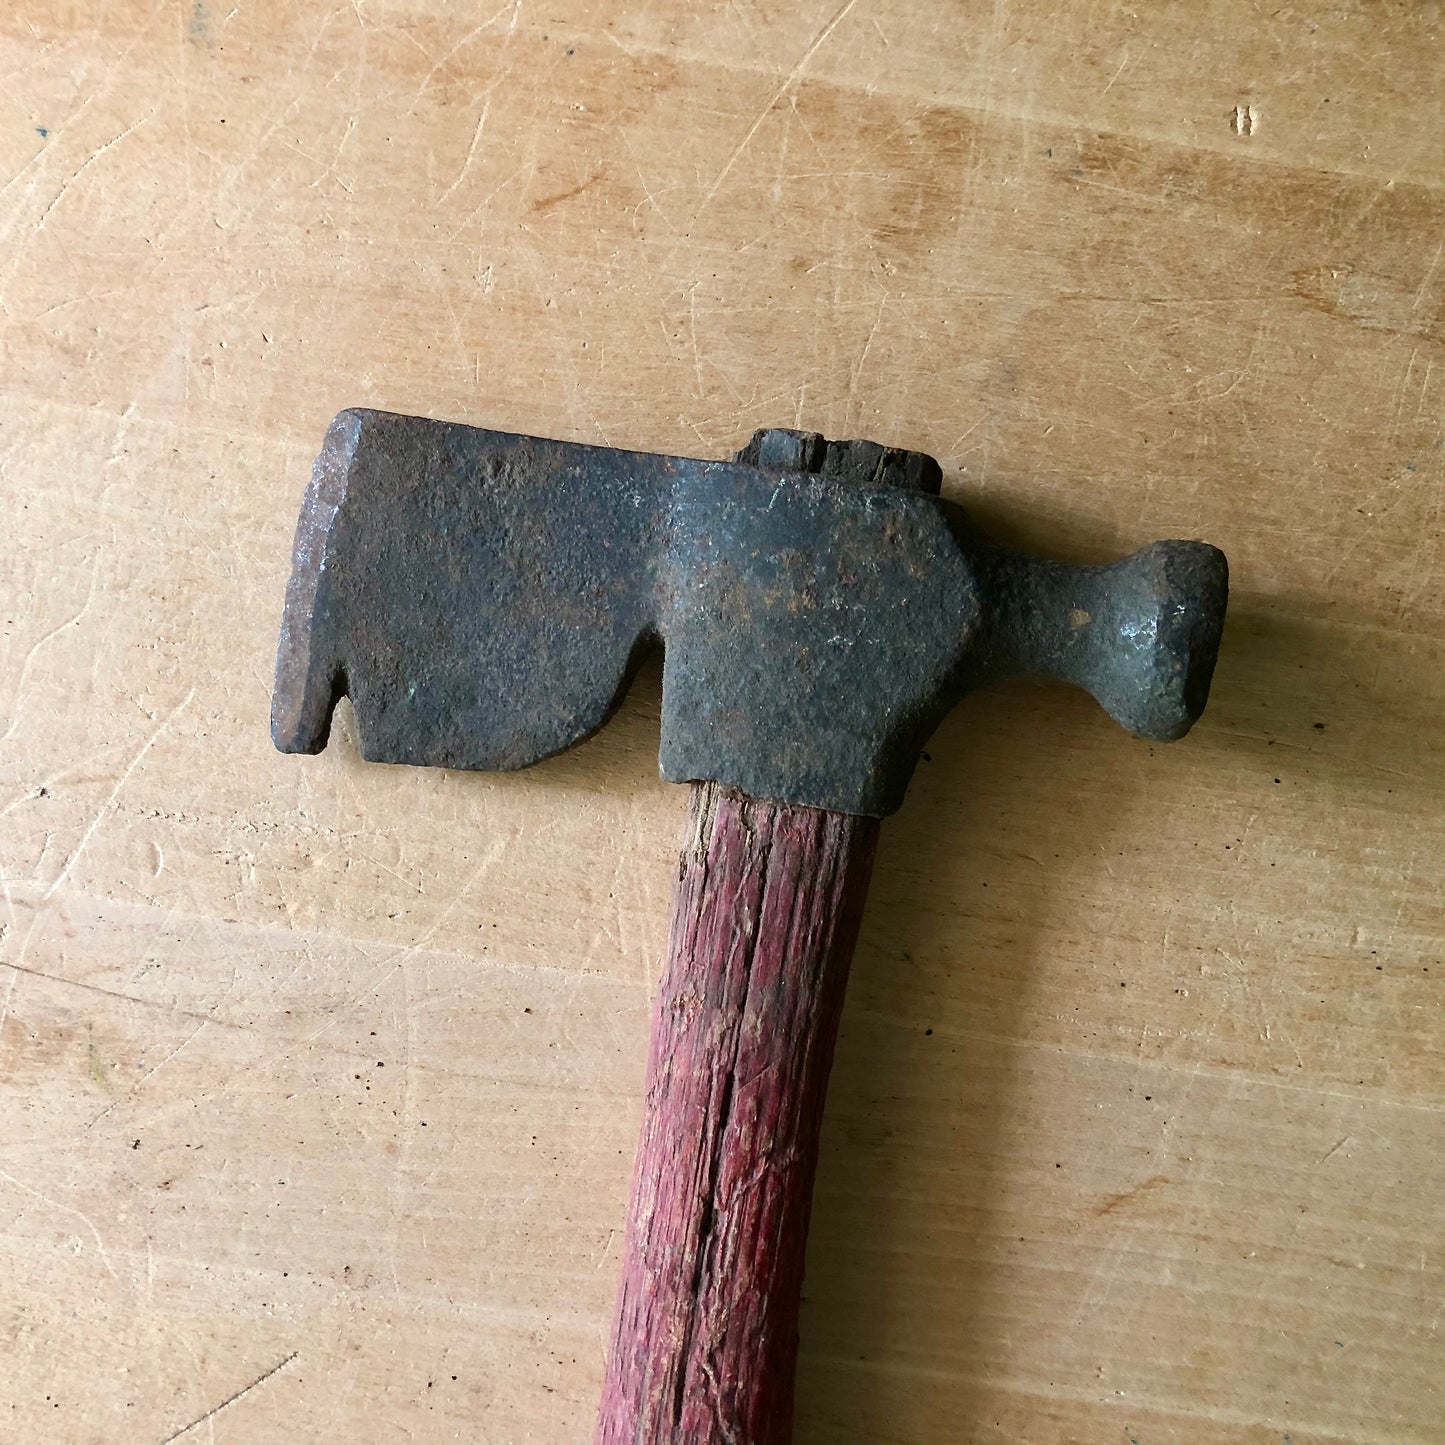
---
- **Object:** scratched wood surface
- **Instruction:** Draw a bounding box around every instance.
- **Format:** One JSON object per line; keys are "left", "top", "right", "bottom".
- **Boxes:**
{"left": 1, "top": 4, "right": 1442, "bottom": 1443}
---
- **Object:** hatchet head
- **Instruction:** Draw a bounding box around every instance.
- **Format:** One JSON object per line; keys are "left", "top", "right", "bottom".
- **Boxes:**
{"left": 273, "top": 410, "right": 1227, "bottom": 816}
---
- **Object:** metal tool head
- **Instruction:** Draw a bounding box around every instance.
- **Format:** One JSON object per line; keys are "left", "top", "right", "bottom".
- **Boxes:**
{"left": 273, "top": 410, "right": 1227, "bottom": 816}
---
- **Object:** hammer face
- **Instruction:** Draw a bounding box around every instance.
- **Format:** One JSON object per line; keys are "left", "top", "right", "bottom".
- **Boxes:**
{"left": 273, "top": 411, "right": 1227, "bottom": 816}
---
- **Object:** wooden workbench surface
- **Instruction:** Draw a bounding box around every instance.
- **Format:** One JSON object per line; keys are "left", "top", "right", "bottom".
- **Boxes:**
{"left": 2, "top": 5, "right": 1441, "bottom": 1442}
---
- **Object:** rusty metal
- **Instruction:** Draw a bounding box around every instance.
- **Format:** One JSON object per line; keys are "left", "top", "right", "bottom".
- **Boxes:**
{"left": 272, "top": 410, "right": 1228, "bottom": 816}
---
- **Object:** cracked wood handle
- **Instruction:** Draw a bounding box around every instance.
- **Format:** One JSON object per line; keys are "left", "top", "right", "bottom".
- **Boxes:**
{"left": 595, "top": 780, "right": 880, "bottom": 1445}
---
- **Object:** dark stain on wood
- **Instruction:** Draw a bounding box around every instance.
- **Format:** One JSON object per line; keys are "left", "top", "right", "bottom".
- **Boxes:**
{"left": 1093, "top": 1172, "right": 1170, "bottom": 1218}
{"left": 530, "top": 169, "right": 605, "bottom": 214}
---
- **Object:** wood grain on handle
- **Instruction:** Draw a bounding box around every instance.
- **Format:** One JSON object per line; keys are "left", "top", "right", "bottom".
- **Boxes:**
{"left": 595, "top": 781, "right": 880, "bottom": 1445}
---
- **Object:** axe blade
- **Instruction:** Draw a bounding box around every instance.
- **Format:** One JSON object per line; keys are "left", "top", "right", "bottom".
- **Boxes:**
{"left": 271, "top": 409, "right": 667, "bottom": 773}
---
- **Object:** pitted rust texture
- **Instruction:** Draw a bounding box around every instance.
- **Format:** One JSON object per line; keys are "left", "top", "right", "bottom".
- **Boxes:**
{"left": 273, "top": 411, "right": 1228, "bottom": 816}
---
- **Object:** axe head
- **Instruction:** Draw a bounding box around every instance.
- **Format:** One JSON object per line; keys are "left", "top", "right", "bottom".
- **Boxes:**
{"left": 273, "top": 410, "right": 1228, "bottom": 816}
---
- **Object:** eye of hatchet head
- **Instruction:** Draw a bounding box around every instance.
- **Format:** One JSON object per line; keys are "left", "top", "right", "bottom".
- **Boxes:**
{"left": 272, "top": 410, "right": 1227, "bottom": 816}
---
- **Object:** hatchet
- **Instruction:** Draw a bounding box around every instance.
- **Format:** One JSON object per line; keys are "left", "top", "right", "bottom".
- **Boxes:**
{"left": 272, "top": 410, "right": 1228, "bottom": 1443}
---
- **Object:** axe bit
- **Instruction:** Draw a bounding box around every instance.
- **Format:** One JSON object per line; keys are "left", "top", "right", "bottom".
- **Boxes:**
{"left": 272, "top": 410, "right": 1228, "bottom": 1443}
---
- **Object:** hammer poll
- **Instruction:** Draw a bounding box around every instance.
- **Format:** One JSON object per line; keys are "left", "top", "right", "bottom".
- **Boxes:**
{"left": 272, "top": 411, "right": 1228, "bottom": 1443}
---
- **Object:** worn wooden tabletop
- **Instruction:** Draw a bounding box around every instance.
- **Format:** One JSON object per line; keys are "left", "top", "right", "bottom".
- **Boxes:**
{"left": 2, "top": 4, "right": 1442, "bottom": 1442}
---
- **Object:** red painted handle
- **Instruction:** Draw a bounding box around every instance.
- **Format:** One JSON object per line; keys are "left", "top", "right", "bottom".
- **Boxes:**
{"left": 595, "top": 781, "right": 879, "bottom": 1445}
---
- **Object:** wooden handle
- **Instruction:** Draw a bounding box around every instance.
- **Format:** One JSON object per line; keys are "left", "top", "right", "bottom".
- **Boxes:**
{"left": 595, "top": 781, "right": 880, "bottom": 1445}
